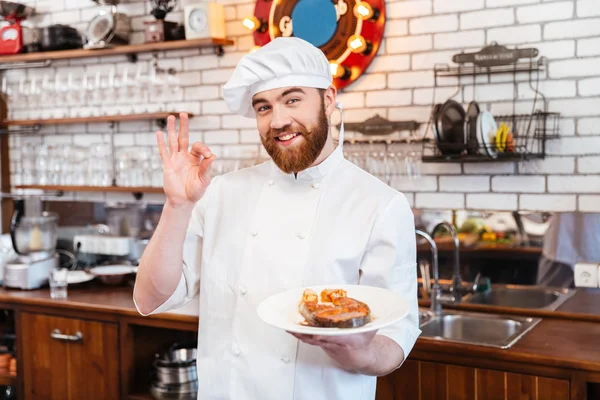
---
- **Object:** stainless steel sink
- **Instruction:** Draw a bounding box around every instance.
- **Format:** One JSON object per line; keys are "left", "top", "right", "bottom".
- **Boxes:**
{"left": 419, "top": 310, "right": 433, "bottom": 326}
{"left": 419, "top": 310, "right": 541, "bottom": 349}
{"left": 461, "top": 284, "right": 575, "bottom": 311}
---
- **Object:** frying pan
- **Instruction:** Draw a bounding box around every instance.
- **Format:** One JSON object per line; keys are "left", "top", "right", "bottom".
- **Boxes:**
{"left": 465, "top": 101, "right": 480, "bottom": 155}
{"left": 434, "top": 100, "right": 466, "bottom": 155}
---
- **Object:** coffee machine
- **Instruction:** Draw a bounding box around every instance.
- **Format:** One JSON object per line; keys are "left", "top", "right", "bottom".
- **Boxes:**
{"left": 4, "top": 196, "right": 59, "bottom": 290}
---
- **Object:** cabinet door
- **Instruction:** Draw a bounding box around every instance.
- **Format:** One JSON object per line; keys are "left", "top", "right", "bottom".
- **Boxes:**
{"left": 383, "top": 360, "right": 570, "bottom": 400}
{"left": 20, "top": 312, "right": 120, "bottom": 400}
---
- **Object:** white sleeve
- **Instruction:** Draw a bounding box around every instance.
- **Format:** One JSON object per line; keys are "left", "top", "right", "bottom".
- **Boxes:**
{"left": 358, "top": 193, "right": 421, "bottom": 368}
{"left": 134, "top": 176, "right": 218, "bottom": 316}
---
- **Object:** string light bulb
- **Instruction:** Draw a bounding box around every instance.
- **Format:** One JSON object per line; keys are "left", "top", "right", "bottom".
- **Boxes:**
{"left": 242, "top": 16, "right": 267, "bottom": 33}
{"left": 347, "top": 34, "right": 372, "bottom": 55}
{"left": 353, "top": 1, "right": 380, "bottom": 21}
{"left": 330, "top": 63, "right": 351, "bottom": 80}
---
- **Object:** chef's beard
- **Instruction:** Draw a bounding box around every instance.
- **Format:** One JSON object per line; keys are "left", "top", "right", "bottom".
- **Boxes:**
{"left": 261, "top": 103, "right": 329, "bottom": 174}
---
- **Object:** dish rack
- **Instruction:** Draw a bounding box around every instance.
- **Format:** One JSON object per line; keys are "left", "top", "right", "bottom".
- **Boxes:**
{"left": 421, "top": 42, "right": 560, "bottom": 163}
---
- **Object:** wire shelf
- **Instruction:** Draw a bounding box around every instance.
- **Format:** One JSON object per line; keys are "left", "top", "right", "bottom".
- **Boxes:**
{"left": 423, "top": 43, "right": 560, "bottom": 164}
{"left": 422, "top": 111, "right": 560, "bottom": 163}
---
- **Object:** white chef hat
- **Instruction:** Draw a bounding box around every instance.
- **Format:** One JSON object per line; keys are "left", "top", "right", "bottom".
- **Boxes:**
{"left": 222, "top": 37, "right": 333, "bottom": 119}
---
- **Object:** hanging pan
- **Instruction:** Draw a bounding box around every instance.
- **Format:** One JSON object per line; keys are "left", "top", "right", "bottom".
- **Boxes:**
{"left": 434, "top": 99, "right": 466, "bottom": 155}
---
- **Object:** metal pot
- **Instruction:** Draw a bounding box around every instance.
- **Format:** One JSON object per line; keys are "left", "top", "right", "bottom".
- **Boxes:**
{"left": 85, "top": 6, "right": 131, "bottom": 48}
{"left": 154, "top": 363, "right": 197, "bottom": 385}
{"left": 166, "top": 343, "right": 197, "bottom": 364}
{"left": 150, "top": 381, "right": 198, "bottom": 400}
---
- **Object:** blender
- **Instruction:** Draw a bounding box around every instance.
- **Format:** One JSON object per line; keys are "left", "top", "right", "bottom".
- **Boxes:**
{"left": 4, "top": 196, "right": 59, "bottom": 290}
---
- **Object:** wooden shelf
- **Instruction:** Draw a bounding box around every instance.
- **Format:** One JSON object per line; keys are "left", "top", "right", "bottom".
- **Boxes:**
{"left": 15, "top": 185, "right": 164, "bottom": 194}
{"left": 0, "top": 37, "right": 234, "bottom": 65}
{"left": 2, "top": 112, "right": 195, "bottom": 127}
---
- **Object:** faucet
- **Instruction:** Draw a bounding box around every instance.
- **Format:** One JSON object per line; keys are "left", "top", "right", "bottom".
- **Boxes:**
{"left": 415, "top": 230, "right": 442, "bottom": 316}
{"left": 431, "top": 221, "right": 463, "bottom": 301}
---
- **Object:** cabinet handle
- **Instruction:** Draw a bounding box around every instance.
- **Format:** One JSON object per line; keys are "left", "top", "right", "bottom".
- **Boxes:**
{"left": 50, "top": 329, "right": 83, "bottom": 342}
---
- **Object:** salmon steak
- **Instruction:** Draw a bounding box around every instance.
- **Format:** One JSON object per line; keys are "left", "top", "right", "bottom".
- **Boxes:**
{"left": 298, "top": 288, "right": 372, "bottom": 328}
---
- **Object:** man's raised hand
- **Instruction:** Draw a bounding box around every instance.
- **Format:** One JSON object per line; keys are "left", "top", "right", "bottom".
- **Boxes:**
{"left": 156, "top": 113, "right": 216, "bottom": 208}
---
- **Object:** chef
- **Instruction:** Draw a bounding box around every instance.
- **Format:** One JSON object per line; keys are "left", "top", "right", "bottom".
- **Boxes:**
{"left": 134, "top": 36, "right": 420, "bottom": 400}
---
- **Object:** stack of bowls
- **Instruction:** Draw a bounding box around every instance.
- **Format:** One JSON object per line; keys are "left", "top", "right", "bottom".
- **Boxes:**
{"left": 149, "top": 344, "right": 198, "bottom": 400}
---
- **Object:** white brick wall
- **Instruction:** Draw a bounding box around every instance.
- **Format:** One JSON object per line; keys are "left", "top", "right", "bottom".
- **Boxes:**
{"left": 467, "top": 194, "right": 518, "bottom": 211}
{"left": 4, "top": 0, "right": 599, "bottom": 211}
{"left": 516, "top": 2, "right": 574, "bottom": 23}
{"left": 460, "top": 8, "right": 515, "bottom": 30}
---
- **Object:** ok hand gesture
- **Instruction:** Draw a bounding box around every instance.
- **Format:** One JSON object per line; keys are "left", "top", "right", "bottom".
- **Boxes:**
{"left": 157, "top": 113, "right": 216, "bottom": 208}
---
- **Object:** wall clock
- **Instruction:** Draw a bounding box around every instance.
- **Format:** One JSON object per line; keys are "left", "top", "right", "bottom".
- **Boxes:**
{"left": 243, "top": 0, "right": 385, "bottom": 90}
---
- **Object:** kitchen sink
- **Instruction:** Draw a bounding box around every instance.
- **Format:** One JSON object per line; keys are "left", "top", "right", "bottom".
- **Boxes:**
{"left": 419, "top": 310, "right": 433, "bottom": 326}
{"left": 419, "top": 310, "right": 541, "bottom": 349}
{"left": 461, "top": 284, "right": 575, "bottom": 311}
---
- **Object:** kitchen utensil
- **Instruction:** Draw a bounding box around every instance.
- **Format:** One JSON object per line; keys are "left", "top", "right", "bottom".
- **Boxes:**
{"left": 435, "top": 100, "right": 466, "bottom": 155}
{"left": 150, "top": 380, "right": 198, "bottom": 400}
{"left": 154, "top": 359, "right": 197, "bottom": 384}
{"left": 167, "top": 343, "right": 197, "bottom": 364}
{"left": 431, "top": 103, "right": 441, "bottom": 140}
{"left": 257, "top": 284, "right": 410, "bottom": 336}
{"left": 37, "top": 24, "right": 84, "bottom": 51}
{"left": 477, "top": 111, "right": 498, "bottom": 158}
{"left": 464, "top": 101, "right": 480, "bottom": 155}
{"left": 85, "top": 5, "right": 131, "bottom": 49}
{"left": 5, "top": 197, "right": 59, "bottom": 290}
{"left": 145, "top": 0, "right": 178, "bottom": 43}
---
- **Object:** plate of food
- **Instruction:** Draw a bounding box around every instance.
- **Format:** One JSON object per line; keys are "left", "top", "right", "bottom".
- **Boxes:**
{"left": 256, "top": 285, "right": 410, "bottom": 336}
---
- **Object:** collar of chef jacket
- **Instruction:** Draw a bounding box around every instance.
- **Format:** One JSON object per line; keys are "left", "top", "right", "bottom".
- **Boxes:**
{"left": 269, "top": 143, "right": 345, "bottom": 184}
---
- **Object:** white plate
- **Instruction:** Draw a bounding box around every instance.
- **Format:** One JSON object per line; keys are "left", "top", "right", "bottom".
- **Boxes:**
{"left": 478, "top": 111, "right": 498, "bottom": 158}
{"left": 89, "top": 265, "right": 136, "bottom": 276}
{"left": 257, "top": 285, "right": 410, "bottom": 336}
{"left": 67, "top": 270, "right": 95, "bottom": 284}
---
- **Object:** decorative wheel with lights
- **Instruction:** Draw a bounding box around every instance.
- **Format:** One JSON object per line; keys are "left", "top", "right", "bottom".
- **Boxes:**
{"left": 243, "top": 0, "right": 385, "bottom": 91}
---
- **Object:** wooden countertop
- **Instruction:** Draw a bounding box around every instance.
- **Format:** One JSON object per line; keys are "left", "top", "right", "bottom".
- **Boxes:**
{"left": 0, "top": 282, "right": 598, "bottom": 375}
{"left": 415, "top": 318, "right": 600, "bottom": 376}
{"left": 0, "top": 281, "right": 199, "bottom": 325}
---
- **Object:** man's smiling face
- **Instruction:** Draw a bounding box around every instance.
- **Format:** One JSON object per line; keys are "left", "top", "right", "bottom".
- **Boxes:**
{"left": 252, "top": 86, "right": 332, "bottom": 174}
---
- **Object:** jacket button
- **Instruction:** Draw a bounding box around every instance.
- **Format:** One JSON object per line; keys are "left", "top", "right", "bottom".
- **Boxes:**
{"left": 239, "top": 285, "right": 247, "bottom": 295}
{"left": 281, "top": 356, "right": 290, "bottom": 364}
{"left": 232, "top": 343, "right": 241, "bottom": 356}
{"left": 268, "top": 180, "right": 274, "bottom": 186}
{"left": 312, "top": 183, "right": 320, "bottom": 189}
{"left": 251, "top": 231, "right": 258, "bottom": 237}
{"left": 297, "top": 233, "right": 305, "bottom": 240}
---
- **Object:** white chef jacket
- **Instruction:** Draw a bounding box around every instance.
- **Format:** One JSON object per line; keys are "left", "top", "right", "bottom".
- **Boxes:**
{"left": 136, "top": 144, "right": 421, "bottom": 400}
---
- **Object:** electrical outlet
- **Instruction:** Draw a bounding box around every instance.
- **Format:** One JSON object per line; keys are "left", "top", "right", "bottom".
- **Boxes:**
{"left": 574, "top": 262, "right": 599, "bottom": 288}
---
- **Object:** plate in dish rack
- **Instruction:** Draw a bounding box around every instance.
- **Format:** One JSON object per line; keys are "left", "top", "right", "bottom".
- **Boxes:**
{"left": 256, "top": 284, "right": 410, "bottom": 336}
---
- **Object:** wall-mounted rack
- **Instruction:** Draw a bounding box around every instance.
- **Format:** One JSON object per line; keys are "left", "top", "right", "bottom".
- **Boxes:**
{"left": 12, "top": 185, "right": 164, "bottom": 200}
{"left": 422, "top": 42, "right": 560, "bottom": 164}
{"left": 1, "top": 111, "right": 194, "bottom": 133}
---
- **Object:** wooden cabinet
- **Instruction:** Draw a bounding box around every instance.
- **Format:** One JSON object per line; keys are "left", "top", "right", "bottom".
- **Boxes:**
{"left": 19, "top": 312, "right": 119, "bottom": 400}
{"left": 378, "top": 360, "right": 571, "bottom": 400}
